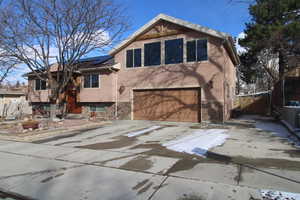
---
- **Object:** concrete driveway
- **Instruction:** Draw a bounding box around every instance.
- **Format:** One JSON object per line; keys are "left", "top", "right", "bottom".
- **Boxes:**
{"left": 0, "top": 117, "right": 300, "bottom": 200}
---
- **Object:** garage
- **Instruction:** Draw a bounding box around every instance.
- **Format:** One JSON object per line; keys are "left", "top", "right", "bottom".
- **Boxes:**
{"left": 133, "top": 88, "right": 201, "bottom": 122}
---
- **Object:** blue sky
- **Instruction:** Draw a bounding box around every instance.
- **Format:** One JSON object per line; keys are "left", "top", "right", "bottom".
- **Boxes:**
{"left": 8, "top": 0, "right": 251, "bottom": 84}
{"left": 118, "top": 0, "right": 251, "bottom": 38}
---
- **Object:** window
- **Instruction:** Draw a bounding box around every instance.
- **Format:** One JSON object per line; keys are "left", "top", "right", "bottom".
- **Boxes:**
{"left": 165, "top": 38, "right": 183, "bottom": 64}
{"left": 187, "top": 41, "right": 196, "bottom": 62}
{"left": 186, "top": 39, "right": 208, "bottom": 62}
{"left": 126, "top": 48, "right": 142, "bottom": 68}
{"left": 197, "top": 39, "right": 208, "bottom": 61}
{"left": 89, "top": 103, "right": 108, "bottom": 112}
{"left": 144, "top": 42, "right": 161, "bottom": 66}
{"left": 35, "top": 79, "right": 46, "bottom": 90}
{"left": 90, "top": 105, "right": 106, "bottom": 112}
{"left": 126, "top": 50, "right": 133, "bottom": 67}
{"left": 134, "top": 49, "right": 142, "bottom": 67}
{"left": 84, "top": 74, "right": 99, "bottom": 88}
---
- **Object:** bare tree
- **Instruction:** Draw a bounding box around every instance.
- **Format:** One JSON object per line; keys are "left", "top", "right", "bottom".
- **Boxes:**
{"left": 0, "top": 0, "right": 129, "bottom": 118}
{"left": 0, "top": 54, "right": 18, "bottom": 84}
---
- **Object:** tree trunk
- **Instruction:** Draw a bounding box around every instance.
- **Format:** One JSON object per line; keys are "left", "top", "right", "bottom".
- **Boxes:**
{"left": 278, "top": 50, "right": 287, "bottom": 106}
{"left": 49, "top": 104, "right": 56, "bottom": 120}
{"left": 278, "top": 50, "right": 286, "bottom": 80}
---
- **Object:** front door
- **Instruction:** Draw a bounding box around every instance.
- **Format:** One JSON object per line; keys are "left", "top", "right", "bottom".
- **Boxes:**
{"left": 66, "top": 88, "right": 82, "bottom": 114}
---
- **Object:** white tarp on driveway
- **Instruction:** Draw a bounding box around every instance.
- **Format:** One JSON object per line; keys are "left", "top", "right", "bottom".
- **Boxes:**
{"left": 162, "top": 129, "right": 229, "bottom": 157}
{"left": 126, "top": 126, "right": 161, "bottom": 137}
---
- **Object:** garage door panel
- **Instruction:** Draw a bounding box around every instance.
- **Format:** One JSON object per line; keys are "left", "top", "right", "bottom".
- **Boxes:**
{"left": 133, "top": 88, "right": 200, "bottom": 122}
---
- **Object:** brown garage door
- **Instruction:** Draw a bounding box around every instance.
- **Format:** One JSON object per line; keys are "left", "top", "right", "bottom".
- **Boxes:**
{"left": 133, "top": 88, "right": 200, "bottom": 122}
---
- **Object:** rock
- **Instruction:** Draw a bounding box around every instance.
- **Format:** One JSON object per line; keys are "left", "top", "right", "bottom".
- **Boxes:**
{"left": 22, "top": 130, "right": 28, "bottom": 133}
{"left": 53, "top": 118, "right": 62, "bottom": 122}
{"left": 29, "top": 128, "right": 33, "bottom": 131}
{"left": 23, "top": 117, "right": 29, "bottom": 121}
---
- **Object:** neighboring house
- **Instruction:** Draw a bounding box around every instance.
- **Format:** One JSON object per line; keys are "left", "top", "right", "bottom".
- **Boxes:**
{"left": 0, "top": 88, "right": 31, "bottom": 119}
{"left": 0, "top": 89, "right": 25, "bottom": 100}
{"left": 26, "top": 14, "right": 240, "bottom": 122}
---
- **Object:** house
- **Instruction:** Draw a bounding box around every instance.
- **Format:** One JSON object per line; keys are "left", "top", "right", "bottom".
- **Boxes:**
{"left": 0, "top": 88, "right": 31, "bottom": 119}
{"left": 0, "top": 89, "right": 25, "bottom": 100}
{"left": 26, "top": 14, "right": 240, "bottom": 122}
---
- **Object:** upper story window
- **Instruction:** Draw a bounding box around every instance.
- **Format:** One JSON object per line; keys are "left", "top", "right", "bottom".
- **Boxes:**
{"left": 35, "top": 79, "right": 47, "bottom": 90}
{"left": 186, "top": 39, "right": 208, "bottom": 62}
{"left": 165, "top": 38, "right": 183, "bottom": 64}
{"left": 144, "top": 42, "right": 161, "bottom": 66}
{"left": 126, "top": 48, "right": 141, "bottom": 68}
{"left": 84, "top": 74, "right": 99, "bottom": 88}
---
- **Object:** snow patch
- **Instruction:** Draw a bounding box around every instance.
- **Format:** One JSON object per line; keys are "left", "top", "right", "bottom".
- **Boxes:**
{"left": 238, "top": 115, "right": 300, "bottom": 147}
{"left": 261, "top": 189, "right": 300, "bottom": 200}
{"left": 126, "top": 126, "right": 161, "bottom": 137}
{"left": 162, "top": 129, "right": 229, "bottom": 157}
{"left": 255, "top": 119, "right": 300, "bottom": 147}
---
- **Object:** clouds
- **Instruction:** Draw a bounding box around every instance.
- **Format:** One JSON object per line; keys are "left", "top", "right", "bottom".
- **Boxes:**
{"left": 235, "top": 32, "right": 247, "bottom": 55}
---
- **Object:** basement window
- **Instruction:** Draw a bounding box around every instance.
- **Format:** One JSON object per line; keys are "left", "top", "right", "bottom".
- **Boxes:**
{"left": 84, "top": 74, "right": 99, "bottom": 88}
{"left": 35, "top": 79, "right": 47, "bottom": 90}
{"left": 126, "top": 48, "right": 141, "bottom": 68}
{"left": 165, "top": 38, "right": 183, "bottom": 64}
{"left": 144, "top": 42, "right": 161, "bottom": 66}
{"left": 89, "top": 104, "right": 106, "bottom": 112}
{"left": 186, "top": 39, "right": 208, "bottom": 62}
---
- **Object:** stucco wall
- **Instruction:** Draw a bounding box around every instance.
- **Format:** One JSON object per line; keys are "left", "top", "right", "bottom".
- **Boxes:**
{"left": 79, "top": 71, "right": 116, "bottom": 103}
{"left": 222, "top": 45, "right": 237, "bottom": 120}
{"left": 114, "top": 29, "right": 233, "bottom": 121}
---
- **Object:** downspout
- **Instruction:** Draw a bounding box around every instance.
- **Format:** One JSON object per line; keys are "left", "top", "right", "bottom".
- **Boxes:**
{"left": 108, "top": 66, "right": 119, "bottom": 120}
{"left": 115, "top": 71, "right": 118, "bottom": 119}
{"left": 222, "top": 39, "right": 227, "bottom": 123}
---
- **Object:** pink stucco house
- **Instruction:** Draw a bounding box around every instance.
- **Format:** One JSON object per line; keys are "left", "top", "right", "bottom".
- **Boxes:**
{"left": 27, "top": 14, "right": 239, "bottom": 122}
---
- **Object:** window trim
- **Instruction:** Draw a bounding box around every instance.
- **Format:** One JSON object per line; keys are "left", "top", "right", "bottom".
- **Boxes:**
{"left": 126, "top": 48, "right": 142, "bottom": 68}
{"left": 83, "top": 74, "right": 100, "bottom": 88}
{"left": 186, "top": 38, "right": 209, "bottom": 63}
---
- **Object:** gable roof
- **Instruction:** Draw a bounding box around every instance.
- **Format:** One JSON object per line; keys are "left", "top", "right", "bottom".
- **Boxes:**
{"left": 109, "top": 14, "right": 240, "bottom": 65}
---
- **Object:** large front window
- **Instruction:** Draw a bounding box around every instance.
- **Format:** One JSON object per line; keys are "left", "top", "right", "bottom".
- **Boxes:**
{"left": 144, "top": 42, "right": 161, "bottom": 66}
{"left": 165, "top": 38, "right": 183, "bottom": 64}
{"left": 35, "top": 79, "right": 47, "bottom": 90}
{"left": 84, "top": 74, "right": 99, "bottom": 88}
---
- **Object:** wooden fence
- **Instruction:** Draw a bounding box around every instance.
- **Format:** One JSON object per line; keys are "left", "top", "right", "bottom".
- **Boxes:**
{"left": 234, "top": 92, "right": 271, "bottom": 115}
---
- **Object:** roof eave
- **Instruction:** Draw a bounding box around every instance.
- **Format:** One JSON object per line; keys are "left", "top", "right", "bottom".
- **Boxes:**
{"left": 225, "top": 37, "right": 240, "bottom": 66}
